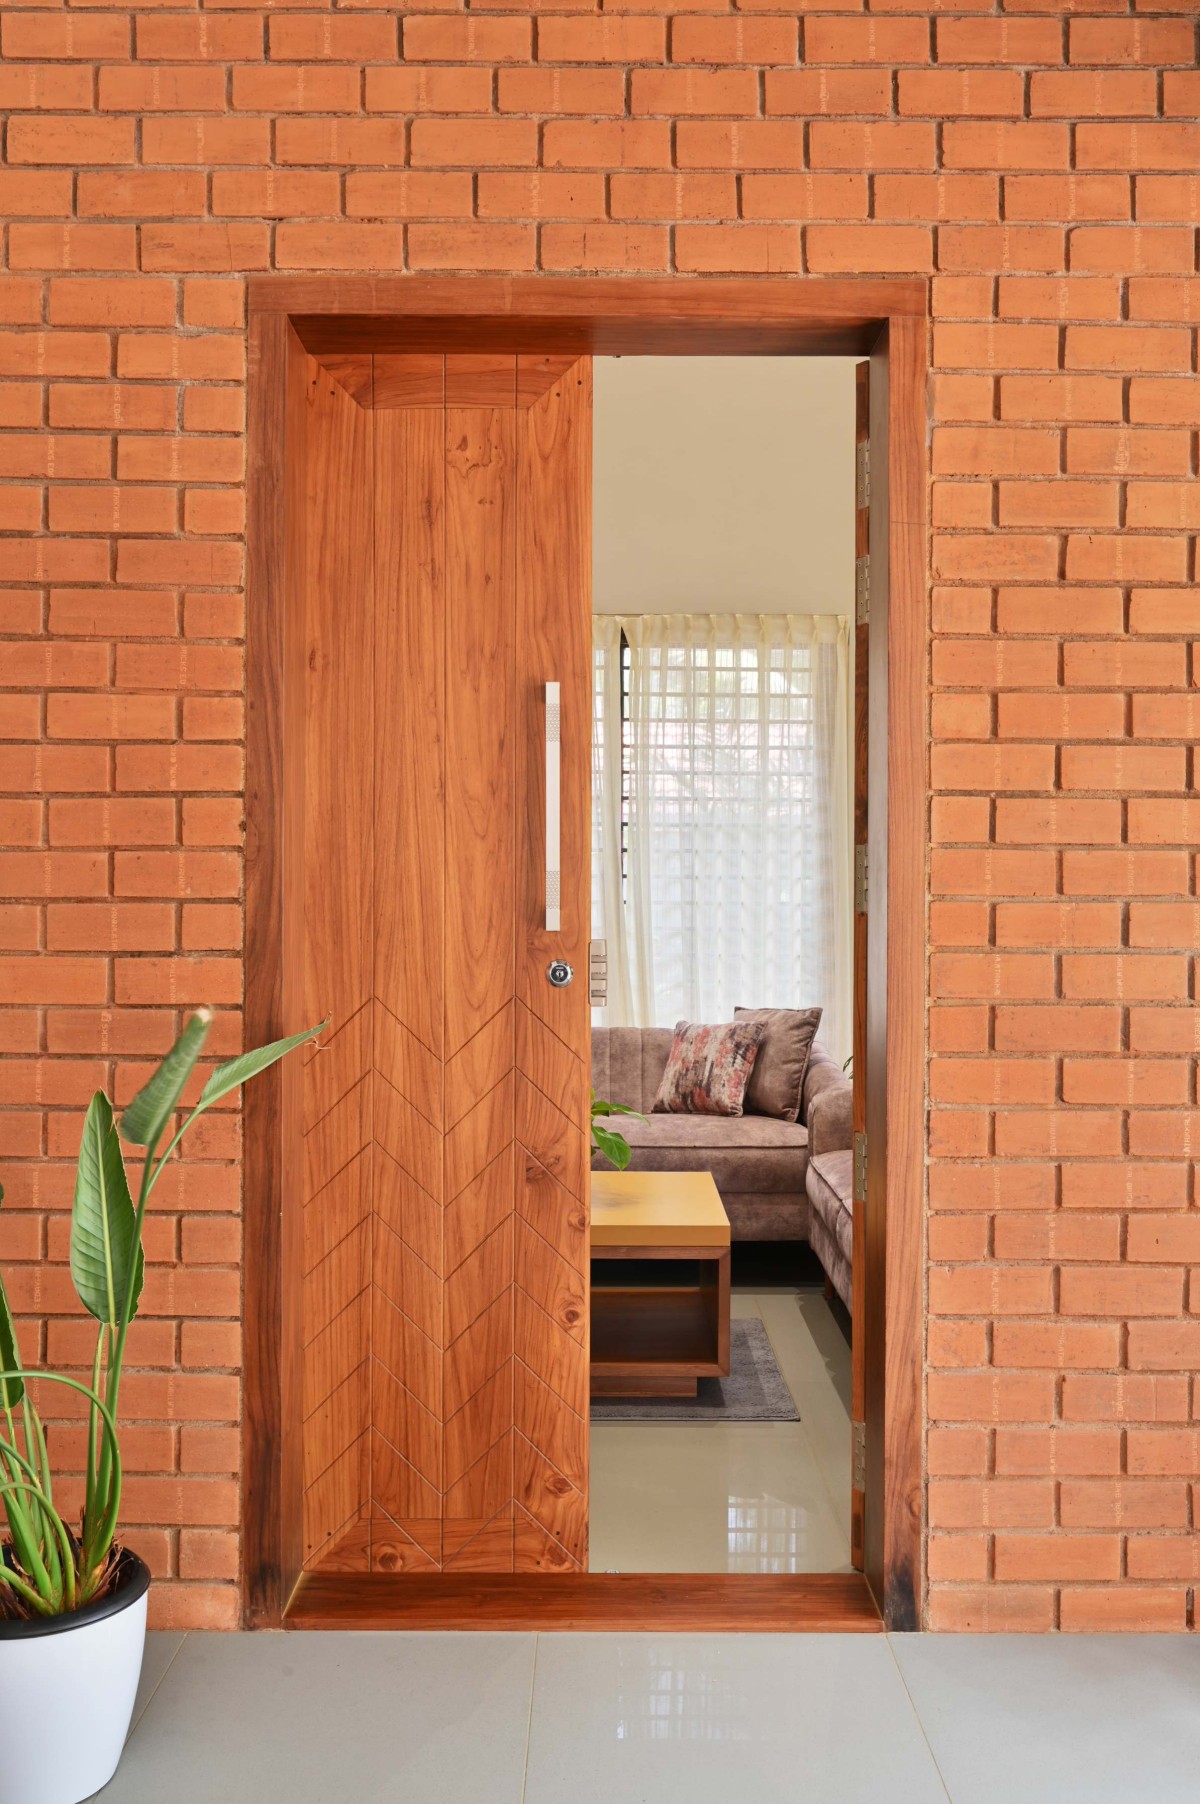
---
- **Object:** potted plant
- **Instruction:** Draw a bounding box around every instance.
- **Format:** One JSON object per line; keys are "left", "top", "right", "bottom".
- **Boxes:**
{"left": 590, "top": 1089, "right": 643, "bottom": 1171}
{"left": 0, "top": 1006, "right": 322, "bottom": 1804}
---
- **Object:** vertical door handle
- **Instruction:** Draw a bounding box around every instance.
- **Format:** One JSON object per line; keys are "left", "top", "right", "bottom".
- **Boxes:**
{"left": 545, "top": 680, "right": 560, "bottom": 932}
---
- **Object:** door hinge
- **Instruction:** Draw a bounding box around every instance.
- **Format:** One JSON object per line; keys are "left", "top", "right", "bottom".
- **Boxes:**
{"left": 852, "top": 1420, "right": 866, "bottom": 1493}
{"left": 855, "top": 554, "right": 870, "bottom": 626}
{"left": 856, "top": 440, "right": 870, "bottom": 510}
{"left": 853, "top": 1131, "right": 868, "bottom": 1205}
{"left": 854, "top": 843, "right": 868, "bottom": 916}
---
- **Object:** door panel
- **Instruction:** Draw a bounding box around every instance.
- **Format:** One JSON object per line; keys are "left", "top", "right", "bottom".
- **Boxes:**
{"left": 290, "top": 350, "right": 591, "bottom": 1577}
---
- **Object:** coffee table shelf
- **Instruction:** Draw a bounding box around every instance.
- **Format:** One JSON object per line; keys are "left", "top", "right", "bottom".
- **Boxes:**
{"left": 590, "top": 1171, "right": 731, "bottom": 1399}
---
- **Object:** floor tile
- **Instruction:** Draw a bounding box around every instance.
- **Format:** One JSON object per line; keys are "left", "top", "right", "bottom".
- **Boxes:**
{"left": 892, "top": 1633, "right": 1200, "bottom": 1804}
{"left": 525, "top": 1633, "right": 949, "bottom": 1804}
{"left": 590, "top": 1419, "right": 852, "bottom": 1573}
{"left": 130, "top": 1631, "right": 186, "bottom": 1732}
{"left": 589, "top": 1286, "right": 854, "bottom": 1575}
{"left": 105, "top": 1631, "right": 535, "bottom": 1803}
{"left": 760, "top": 1290, "right": 853, "bottom": 1509}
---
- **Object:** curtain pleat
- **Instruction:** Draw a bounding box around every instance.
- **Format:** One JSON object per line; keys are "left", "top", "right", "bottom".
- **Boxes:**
{"left": 592, "top": 613, "right": 853, "bottom": 1064}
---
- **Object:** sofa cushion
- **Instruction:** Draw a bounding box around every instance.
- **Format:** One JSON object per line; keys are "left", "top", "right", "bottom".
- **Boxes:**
{"left": 593, "top": 1111, "right": 808, "bottom": 1197}
{"left": 807, "top": 1149, "right": 854, "bottom": 1269}
{"left": 735, "top": 1005, "right": 822, "bottom": 1122}
{"left": 653, "top": 1018, "right": 765, "bottom": 1116}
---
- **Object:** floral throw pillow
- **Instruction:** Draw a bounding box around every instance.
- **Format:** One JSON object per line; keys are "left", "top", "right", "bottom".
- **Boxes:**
{"left": 652, "top": 1019, "right": 766, "bottom": 1117}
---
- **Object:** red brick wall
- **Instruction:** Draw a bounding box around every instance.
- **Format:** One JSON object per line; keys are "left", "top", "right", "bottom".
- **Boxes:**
{"left": 2, "top": 4, "right": 1198, "bottom": 1631}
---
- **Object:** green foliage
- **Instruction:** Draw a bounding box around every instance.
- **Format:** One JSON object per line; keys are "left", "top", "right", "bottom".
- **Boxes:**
{"left": 70, "top": 1095, "right": 143, "bottom": 1331}
{"left": 0, "top": 1011, "right": 323, "bottom": 1619}
{"left": 119, "top": 1009, "right": 212, "bottom": 1151}
{"left": 0, "top": 1197, "right": 24, "bottom": 1413}
{"left": 590, "top": 1089, "right": 645, "bottom": 1173}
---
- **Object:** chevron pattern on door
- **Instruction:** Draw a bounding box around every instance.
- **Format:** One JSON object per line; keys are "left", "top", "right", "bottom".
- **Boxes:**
{"left": 290, "top": 350, "right": 591, "bottom": 1578}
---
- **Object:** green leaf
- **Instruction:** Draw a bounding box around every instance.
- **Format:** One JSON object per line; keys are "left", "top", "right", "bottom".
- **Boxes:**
{"left": 71, "top": 1093, "right": 143, "bottom": 1330}
{"left": 197, "top": 1020, "right": 327, "bottom": 1111}
{"left": 591, "top": 1122, "right": 633, "bottom": 1171}
{"left": 120, "top": 1010, "right": 212, "bottom": 1149}
{"left": 0, "top": 1186, "right": 24, "bottom": 1410}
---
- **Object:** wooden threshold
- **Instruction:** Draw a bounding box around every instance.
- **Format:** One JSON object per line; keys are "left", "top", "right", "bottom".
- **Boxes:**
{"left": 285, "top": 1571, "right": 882, "bottom": 1633}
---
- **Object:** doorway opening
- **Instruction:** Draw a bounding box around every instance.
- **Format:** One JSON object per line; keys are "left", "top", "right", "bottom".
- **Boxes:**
{"left": 588, "top": 356, "right": 859, "bottom": 1578}
{"left": 243, "top": 278, "right": 925, "bottom": 1633}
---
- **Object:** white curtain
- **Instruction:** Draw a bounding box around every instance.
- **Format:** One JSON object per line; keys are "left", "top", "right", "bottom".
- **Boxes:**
{"left": 592, "top": 613, "right": 853, "bottom": 1064}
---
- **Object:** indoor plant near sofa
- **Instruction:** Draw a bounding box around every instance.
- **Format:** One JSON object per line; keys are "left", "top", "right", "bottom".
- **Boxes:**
{"left": 0, "top": 1006, "right": 322, "bottom": 1804}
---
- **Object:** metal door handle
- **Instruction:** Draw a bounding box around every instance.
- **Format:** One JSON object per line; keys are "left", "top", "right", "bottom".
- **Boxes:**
{"left": 545, "top": 680, "right": 560, "bottom": 932}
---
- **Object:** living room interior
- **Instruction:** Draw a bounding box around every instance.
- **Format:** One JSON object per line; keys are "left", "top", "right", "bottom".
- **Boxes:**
{"left": 587, "top": 355, "right": 859, "bottom": 1575}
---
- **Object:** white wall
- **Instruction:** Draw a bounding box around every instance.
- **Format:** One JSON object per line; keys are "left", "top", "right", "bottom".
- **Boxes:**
{"left": 593, "top": 356, "right": 856, "bottom": 616}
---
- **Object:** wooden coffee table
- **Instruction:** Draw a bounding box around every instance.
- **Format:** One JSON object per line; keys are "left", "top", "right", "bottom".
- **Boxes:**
{"left": 590, "top": 1169, "right": 731, "bottom": 1398}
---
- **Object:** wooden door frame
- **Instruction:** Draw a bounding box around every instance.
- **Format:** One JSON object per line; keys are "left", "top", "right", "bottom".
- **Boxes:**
{"left": 244, "top": 275, "right": 927, "bottom": 1633}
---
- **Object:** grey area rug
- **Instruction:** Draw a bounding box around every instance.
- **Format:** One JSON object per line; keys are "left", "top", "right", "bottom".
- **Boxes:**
{"left": 591, "top": 1318, "right": 801, "bottom": 1423}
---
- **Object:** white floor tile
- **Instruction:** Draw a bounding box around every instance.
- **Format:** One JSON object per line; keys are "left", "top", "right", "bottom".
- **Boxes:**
{"left": 129, "top": 1630, "right": 186, "bottom": 1733}
{"left": 892, "top": 1632, "right": 1200, "bottom": 1804}
{"left": 524, "top": 1634, "right": 950, "bottom": 1804}
{"left": 106, "top": 1630, "right": 535, "bottom": 1803}
{"left": 590, "top": 1419, "right": 852, "bottom": 1572}
{"left": 589, "top": 1286, "right": 854, "bottom": 1574}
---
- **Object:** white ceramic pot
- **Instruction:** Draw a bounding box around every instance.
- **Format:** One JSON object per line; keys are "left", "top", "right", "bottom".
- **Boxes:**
{"left": 0, "top": 1550, "right": 149, "bottom": 1804}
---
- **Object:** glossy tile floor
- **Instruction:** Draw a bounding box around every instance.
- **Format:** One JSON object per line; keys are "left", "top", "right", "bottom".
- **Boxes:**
{"left": 107, "top": 1628, "right": 1200, "bottom": 1803}
{"left": 591, "top": 1283, "right": 854, "bottom": 1573}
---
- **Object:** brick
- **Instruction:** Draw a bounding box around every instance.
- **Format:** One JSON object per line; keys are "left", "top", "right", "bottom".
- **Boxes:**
{"left": 807, "top": 226, "right": 932, "bottom": 274}
{"left": 1067, "top": 429, "right": 1191, "bottom": 479}
{"left": 1062, "top": 852, "right": 1187, "bottom": 898}
{"left": 810, "top": 123, "right": 934, "bottom": 171}
{"left": 1031, "top": 72, "right": 1158, "bottom": 118}
{"left": 671, "top": 18, "right": 795, "bottom": 65}
{"left": 1001, "top": 374, "right": 1122, "bottom": 424}
{"left": 936, "top": 18, "right": 1063, "bottom": 65}
{"left": 997, "top": 277, "right": 1121, "bottom": 322}
{"left": 101, "top": 67, "right": 228, "bottom": 113}
{"left": 631, "top": 70, "right": 758, "bottom": 116}
{"left": 999, "top": 481, "right": 1119, "bottom": 529}
{"left": 1079, "top": 126, "right": 1200, "bottom": 174}
{"left": 411, "top": 120, "right": 538, "bottom": 169}
{"left": 10, "top": 226, "right": 138, "bottom": 274}
{"left": 404, "top": 16, "right": 528, "bottom": 61}
{"left": 539, "top": 18, "right": 664, "bottom": 63}
{"left": 230, "top": 68, "right": 360, "bottom": 113}
{"left": 1069, "top": 20, "right": 1194, "bottom": 67}
{"left": 540, "top": 226, "right": 670, "bottom": 274}
{"left": 498, "top": 70, "right": 627, "bottom": 116}
{"left": 994, "top": 1007, "right": 1121, "bottom": 1054}
{"left": 765, "top": 70, "right": 890, "bottom": 120}
{"left": 1060, "top": 1589, "right": 1187, "bottom": 1633}
{"left": 676, "top": 226, "right": 801, "bottom": 275}
{"left": 926, "top": 1588, "right": 1055, "bottom": 1634}
{"left": 269, "top": 16, "right": 397, "bottom": 60}
{"left": 902, "top": 71, "right": 1024, "bottom": 120}
{"left": 8, "top": 118, "right": 135, "bottom": 166}
{"left": 945, "top": 124, "right": 1070, "bottom": 173}
{"left": 874, "top": 175, "right": 998, "bottom": 225}
{"left": 934, "top": 427, "right": 1060, "bottom": 480}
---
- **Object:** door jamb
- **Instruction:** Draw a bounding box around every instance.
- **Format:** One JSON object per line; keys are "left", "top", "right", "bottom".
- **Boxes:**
{"left": 243, "top": 276, "right": 927, "bottom": 1633}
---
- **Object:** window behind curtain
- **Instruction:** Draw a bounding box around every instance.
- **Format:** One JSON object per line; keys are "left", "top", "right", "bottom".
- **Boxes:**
{"left": 592, "top": 614, "right": 852, "bottom": 1062}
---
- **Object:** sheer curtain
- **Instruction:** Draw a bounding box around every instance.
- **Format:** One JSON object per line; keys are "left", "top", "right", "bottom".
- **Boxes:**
{"left": 592, "top": 613, "right": 853, "bottom": 1064}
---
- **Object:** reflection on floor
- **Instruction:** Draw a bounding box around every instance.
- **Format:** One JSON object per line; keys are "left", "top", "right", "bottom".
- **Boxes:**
{"left": 113, "top": 1629, "right": 1200, "bottom": 1804}
{"left": 589, "top": 1283, "right": 853, "bottom": 1574}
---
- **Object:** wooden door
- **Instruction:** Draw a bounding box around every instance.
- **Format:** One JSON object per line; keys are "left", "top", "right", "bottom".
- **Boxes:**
{"left": 290, "top": 352, "right": 592, "bottom": 1578}
{"left": 850, "top": 361, "right": 869, "bottom": 1571}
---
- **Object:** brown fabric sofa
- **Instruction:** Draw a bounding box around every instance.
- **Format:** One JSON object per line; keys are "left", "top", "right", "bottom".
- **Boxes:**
{"left": 591, "top": 1026, "right": 853, "bottom": 1242}
{"left": 806, "top": 1149, "right": 854, "bottom": 1311}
